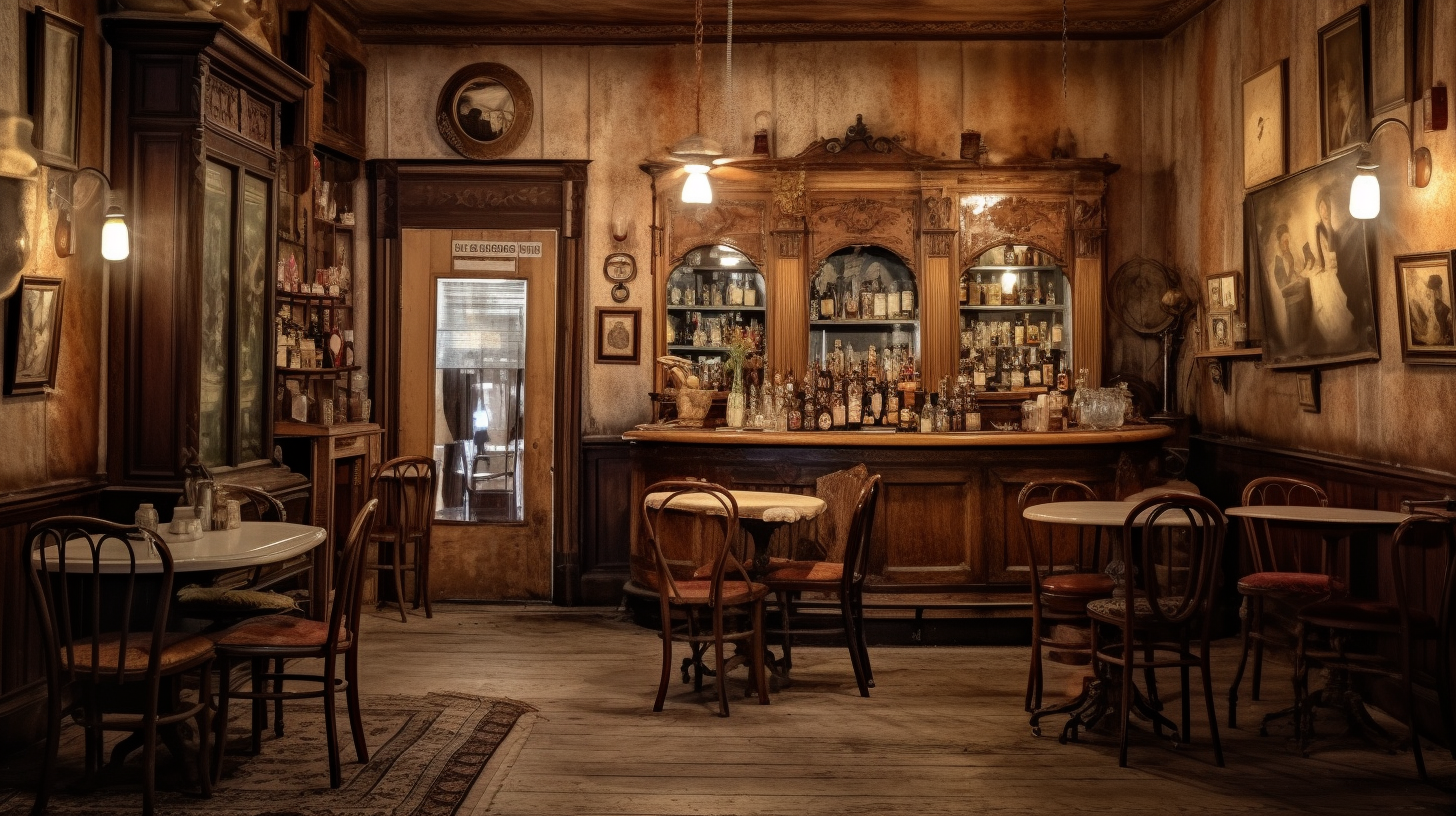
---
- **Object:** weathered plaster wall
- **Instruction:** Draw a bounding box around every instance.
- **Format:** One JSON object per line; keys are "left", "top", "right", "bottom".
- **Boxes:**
{"left": 1161, "top": 0, "right": 1456, "bottom": 475}
{"left": 0, "top": 0, "right": 108, "bottom": 493}
{"left": 366, "top": 39, "right": 1168, "bottom": 435}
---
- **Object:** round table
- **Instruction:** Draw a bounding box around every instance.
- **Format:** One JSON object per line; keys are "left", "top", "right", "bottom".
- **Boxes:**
{"left": 1023, "top": 500, "right": 1220, "bottom": 528}
{"left": 35, "top": 521, "right": 327, "bottom": 574}
{"left": 645, "top": 489, "right": 827, "bottom": 571}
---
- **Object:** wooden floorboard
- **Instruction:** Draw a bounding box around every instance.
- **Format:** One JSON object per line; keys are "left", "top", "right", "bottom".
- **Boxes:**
{"left": 347, "top": 605, "right": 1456, "bottom": 816}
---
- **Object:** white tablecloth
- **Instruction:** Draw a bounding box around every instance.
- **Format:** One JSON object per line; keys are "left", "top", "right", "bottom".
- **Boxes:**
{"left": 645, "top": 489, "right": 827, "bottom": 524}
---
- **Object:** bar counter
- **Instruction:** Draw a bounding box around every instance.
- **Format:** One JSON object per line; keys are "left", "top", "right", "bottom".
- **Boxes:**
{"left": 624, "top": 424, "right": 1174, "bottom": 605}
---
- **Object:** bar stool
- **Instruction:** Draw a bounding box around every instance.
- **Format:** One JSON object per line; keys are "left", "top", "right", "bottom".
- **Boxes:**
{"left": 367, "top": 456, "right": 438, "bottom": 620}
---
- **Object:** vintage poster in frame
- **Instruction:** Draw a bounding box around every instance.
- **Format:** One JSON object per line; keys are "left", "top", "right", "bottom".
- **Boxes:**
{"left": 1371, "top": 0, "right": 1415, "bottom": 113}
{"left": 4, "top": 275, "right": 64, "bottom": 395}
{"left": 436, "top": 63, "right": 534, "bottom": 160}
{"left": 1243, "top": 60, "right": 1287, "bottom": 188}
{"left": 595, "top": 307, "right": 640, "bottom": 365}
{"left": 28, "top": 8, "right": 83, "bottom": 171}
{"left": 1394, "top": 251, "right": 1456, "bottom": 364}
{"left": 1205, "top": 271, "right": 1240, "bottom": 314}
{"left": 1246, "top": 150, "right": 1379, "bottom": 369}
{"left": 1206, "top": 312, "right": 1235, "bottom": 352}
{"left": 1319, "top": 6, "right": 1371, "bottom": 158}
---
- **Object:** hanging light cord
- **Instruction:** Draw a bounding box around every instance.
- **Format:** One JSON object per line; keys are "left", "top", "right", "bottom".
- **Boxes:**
{"left": 726, "top": 0, "right": 735, "bottom": 146}
{"left": 694, "top": 0, "right": 704, "bottom": 133}
{"left": 1061, "top": 0, "right": 1068, "bottom": 99}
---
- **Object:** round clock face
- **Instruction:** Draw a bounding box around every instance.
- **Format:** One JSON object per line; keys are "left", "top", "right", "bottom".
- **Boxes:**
{"left": 604, "top": 252, "right": 636, "bottom": 283}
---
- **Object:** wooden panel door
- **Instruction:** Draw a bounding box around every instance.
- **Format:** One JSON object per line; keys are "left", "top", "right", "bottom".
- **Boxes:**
{"left": 399, "top": 229, "right": 558, "bottom": 600}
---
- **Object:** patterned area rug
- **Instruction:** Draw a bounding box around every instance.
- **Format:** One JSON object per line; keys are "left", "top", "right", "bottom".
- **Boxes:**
{"left": 0, "top": 693, "right": 532, "bottom": 816}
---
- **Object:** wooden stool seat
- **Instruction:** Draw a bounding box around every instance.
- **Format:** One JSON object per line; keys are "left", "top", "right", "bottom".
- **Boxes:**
{"left": 666, "top": 580, "right": 770, "bottom": 606}
{"left": 1236, "top": 571, "right": 1341, "bottom": 595}
{"left": 64, "top": 632, "right": 214, "bottom": 675}
{"left": 764, "top": 561, "right": 843, "bottom": 584}
{"left": 213, "top": 616, "right": 350, "bottom": 650}
{"left": 1040, "top": 573, "right": 1115, "bottom": 614}
{"left": 1086, "top": 595, "right": 1186, "bottom": 625}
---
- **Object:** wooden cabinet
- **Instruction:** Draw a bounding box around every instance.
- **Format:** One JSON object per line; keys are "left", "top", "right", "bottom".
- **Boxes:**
{"left": 285, "top": 5, "right": 367, "bottom": 158}
{"left": 104, "top": 16, "right": 309, "bottom": 486}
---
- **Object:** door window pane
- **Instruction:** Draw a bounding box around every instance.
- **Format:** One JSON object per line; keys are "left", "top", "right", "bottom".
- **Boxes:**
{"left": 199, "top": 161, "right": 234, "bottom": 467}
{"left": 433, "top": 278, "right": 527, "bottom": 522}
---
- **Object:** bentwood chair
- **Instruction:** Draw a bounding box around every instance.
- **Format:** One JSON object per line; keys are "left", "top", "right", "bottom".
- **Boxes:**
{"left": 26, "top": 518, "right": 215, "bottom": 816}
{"left": 1019, "top": 479, "right": 1112, "bottom": 713}
{"left": 763, "top": 474, "right": 882, "bottom": 696}
{"left": 212, "top": 499, "right": 379, "bottom": 788}
{"left": 368, "top": 456, "right": 438, "bottom": 620}
{"left": 1087, "top": 494, "right": 1227, "bottom": 767}
{"left": 643, "top": 480, "right": 771, "bottom": 717}
{"left": 1227, "top": 477, "right": 1335, "bottom": 729}
{"left": 1294, "top": 511, "right": 1456, "bottom": 779}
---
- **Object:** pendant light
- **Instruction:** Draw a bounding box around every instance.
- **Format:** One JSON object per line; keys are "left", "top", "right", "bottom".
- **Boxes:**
{"left": 669, "top": 0, "right": 722, "bottom": 203}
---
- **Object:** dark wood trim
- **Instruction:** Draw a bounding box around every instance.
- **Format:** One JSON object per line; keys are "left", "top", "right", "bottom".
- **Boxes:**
{"left": 0, "top": 476, "right": 107, "bottom": 521}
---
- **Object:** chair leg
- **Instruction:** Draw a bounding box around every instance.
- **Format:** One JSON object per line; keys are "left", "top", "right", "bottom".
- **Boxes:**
{"left": 1200, "top": 644, "right": 1225, "bottom": 767}
{"left": 1026, "top": 605, "right": 1043, "bottom": 713}
{"left": 142, "top": 692, "right": 160, "bottom": 816}
{"left": 1399, "top": 637, "right": 1427, "bottom": 781}
{"left": 1250, "top": 595, "right": 1266, "bottom": 701}
{"left": 419, "top": 537, "right": 433, "bottom": 619}
{"left": 31, "top": 687, "right": 61, "bottom": 816}
{"left": 753, "top": 600, "right": 770, "bottom": 705}
{"left": 272, "top": 657, "right": 285, "bottom": 737}
{"left": 852, "top": 592, "right": 874, "bottom": 689}
{"left": 1144, "top": 640, "right": 1161, "bottom": 737}
{"left": 409, "top": 540, "right": 421, "bottom": 610}
{"left": 213, "top": 656, "right": 230, "bottom": 785}
{"left": 1228, "top": 594, "right": 1253, "bottom": 728}
{"left": 841, "top": 593, "right": 869, "bottom": 697}
{"left": 1180, "top": 637, "right": 1192, "bottom": 744}
{"left": 1292, "top": 621, "right": 1310, "bottom": 750}
{"left": 712, "top": 608, "right": 729, "bottom": 718}
{"left": 323, "top": 656, "right": 342, "bottom": 788}
{"left": 250, "top": 658, "right": 265, "bottom": 756}
{"left": 196, "top": 661, "right": 213, "bottom": 799}
{"left": 345, "top": 646, "right": 369, "bottom": 763}
{"left": 775, "top": 591, "right": 794, "bottom": 676}
{"left": 1119, "top": 629, "right": 1135, "bottom": 768}
{"left": 390, "top": 540, "right": 408, "bottom": 622}
{"left": 653, "top": 601, "right": 673, "bottom": 712}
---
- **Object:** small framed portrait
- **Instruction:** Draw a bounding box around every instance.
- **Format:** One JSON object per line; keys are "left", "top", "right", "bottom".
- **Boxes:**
{"left": 28, "top": 8, "right": 83, "bottom": 171}
{"left": 1242, "top": 59, "right": 1287, "bottom": 189}
{"left": 1207, "top": 312, "right": 1235, "bottom": 352}
{"left": 1371, "top": 0, "right": 1415, "bottom": 114}
{"left": 595, "top": 307, "right": 640, "bottom": 365}
{"left": 435, "top": 63, "right": 534, "bottom": 160}
{"left": 4, "top": 275, "right": 65, "bottom": 395}
{"left": 1318, "top": 6, "right": 1371, "bottom": 158}
{"left": 1205, "top": 271, "right": 1240, "bottom": 313}
{"left": 1394, "top": 251, "right": 1456, "bottom": 364}
{"left": 1297, "top": 369, "right": 1321, "bottom": 413}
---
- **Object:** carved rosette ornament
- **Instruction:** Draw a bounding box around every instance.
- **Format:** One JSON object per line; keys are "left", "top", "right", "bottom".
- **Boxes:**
{"left": 667, "top": 199, "right": 767, "bottom": 267}
{"left": 958, "top": 194, "right": 1068, "bottom": 264}
{"left": 809, "top": 196, "right": 916, "bottom": 268}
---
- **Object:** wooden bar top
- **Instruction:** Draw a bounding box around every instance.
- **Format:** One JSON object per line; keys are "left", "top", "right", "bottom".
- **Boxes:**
{"left": 622, "top": 425, "right": 1172, "bottom": 448}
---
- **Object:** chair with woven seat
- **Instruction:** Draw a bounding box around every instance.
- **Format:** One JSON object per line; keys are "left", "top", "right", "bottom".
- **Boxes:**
{"left": 1019, "top": 479, "right": 1112, "bottom": 713}
{"left": 1293, "top": 511, "right": 1455, "bottom": 779}
{"left": 763, "top": 474, "right": 882, "bottom": 697}
{"left": 643, "top": 480, "right": 771, "bottom": 717}
{"left": 211, "top": 499, "right": 378, "bottom": 788}
{"left": 1227, "top": 476, "right": 1336, "bottom": 729}
{"left": 1087, "top": 493, "right": 1226, "bottom": 767}
{"left": 368, "top": 456, "right": 438, "bottom": 621}
{"left": 26, "top": 517, "right": 214, "bottom": 816}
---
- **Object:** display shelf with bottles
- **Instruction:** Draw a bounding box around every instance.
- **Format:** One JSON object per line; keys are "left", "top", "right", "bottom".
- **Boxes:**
{"left": 957, "top": 245, "right": 1073, "bottom": 392}
{"left": 664, "top": 245, "right": 767, "bottom": 364}
{"left": 808, "top": 245, "right": 920, "bottom": 374}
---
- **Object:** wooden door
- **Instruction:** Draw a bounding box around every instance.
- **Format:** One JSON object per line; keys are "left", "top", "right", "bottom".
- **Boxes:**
{"left": 399, "top": 229, "right": 558, "bottom": 600}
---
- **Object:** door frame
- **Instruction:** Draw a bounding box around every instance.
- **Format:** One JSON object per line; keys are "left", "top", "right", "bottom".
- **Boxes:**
{"left": 368, "top": 160, "right": 588, "bottom": 604}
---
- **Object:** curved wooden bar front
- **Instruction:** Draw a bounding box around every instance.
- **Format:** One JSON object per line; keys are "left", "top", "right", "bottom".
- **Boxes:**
{"left": 624, "top": 425, "right": 1173, "bottom": 611}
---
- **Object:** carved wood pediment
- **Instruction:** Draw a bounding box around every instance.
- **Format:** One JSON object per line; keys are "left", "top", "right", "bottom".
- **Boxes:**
{"left": 958, "top": 194, "right": 1069, "bottom": 265}
{"left": 667, "top": 199, "right": 768, "bottom": 267}
{"left": 809, "top": 196, "right": 917, "bottom": 269}
{"left": 789, "top": 115, "right": 936, "bottom": 167}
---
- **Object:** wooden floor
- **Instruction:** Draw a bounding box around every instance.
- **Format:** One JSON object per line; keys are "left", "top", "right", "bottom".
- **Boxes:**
{"left": 351, "top": 605, "right": 1456, "bottom": 816}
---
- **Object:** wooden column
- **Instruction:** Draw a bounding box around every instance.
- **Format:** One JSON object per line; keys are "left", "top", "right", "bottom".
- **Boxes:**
{"left": 921, "top": 194, "right": 959, "bottom": 389}
{"left": 768, "top": 228, "right": 807, "bottom": 376}
{"left": 1072, "top": 197, "right": 1108, "bottom": 387}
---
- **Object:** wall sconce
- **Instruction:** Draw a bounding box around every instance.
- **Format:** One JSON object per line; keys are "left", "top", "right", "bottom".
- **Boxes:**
{"left": 1348, "top": 117, "right": 1433, "bottom": 220}
{"left": 49, "top": 168, "right": 129, "bottom": 261}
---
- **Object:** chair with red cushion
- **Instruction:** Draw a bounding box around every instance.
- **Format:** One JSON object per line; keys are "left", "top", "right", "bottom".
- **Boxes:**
{"left": 211, "top": 499, "right": 378, "bottom": 788}
{"left": 1019, "top": 479, "right": 1112, "bottom": 713}
{"left": 763, "top": 474, "right": 882, "bottom": 697}
{"left": 643, "top": 480, "right": 770, "bottom": 717}
{"left": 1293, "top": 511, "right": 1455, "bottom": 779}
{"left": 1227, "top": 476, "right": 1336, "bottom": 729}
{"left": 26, "top": 517, "right": 214, "bottom": 816}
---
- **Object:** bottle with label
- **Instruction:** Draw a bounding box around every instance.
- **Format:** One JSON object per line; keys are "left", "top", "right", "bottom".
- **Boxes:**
{"left": 844, "top": 281, "right": 860, "bottom": 319}
{"left": 820, "top": 281, "right": 836, "bottom": 321}
{"left": 958, "top": 272, "right": 969, "bottom": 305}
{"left": 872, "top": 280, "right": 888, "bottom": 320}
{"left": 1010, "top": 354, "right": 1026, "bottom": 389}
{"left": 1051, "top": 314, "right": 1064, "bottom": 347}
{"left": 898, "top": 393, "right": 918, "bottom": 432}
{"left": 867, "top": 378, "right": 884, "bottom": 426}
{"left": 1046, "top": 275, "right": 1057, "bottom": 306}
{"left": 787, "top": 391, "right": 803, "bottom": 431}
{"left": 847, "top": 374, "right": 864, "bottom": 429}
{"left": 966, "top": 392, "right": 982, "bottom": 431}
{"left": 972, "top": 272, "right": 985, "bottom": 306}
{"left": 816, "top": 394, "right": 834, "bottom": 431}
{"left": 973, "top": 353, "right": 988, "bottom": 390}
{"left": 1025, "top": 313, "right": 1039, "bottom": 345}
{"left": 830, "top": 386, "right": 847, "bottom": 429}
{"left": 900, "top": 284, "right": 915, "bottom": 319}
{"left": 1027, "top": 347, "right": 1044, "bottom": 386}
{"left": 1033, "top": 273, "right": 1044, "bottom": 305}
{"left": 859, "top": 281, "right": 874, "bottom": 321}
{"left": 885, "top": 381, "right": 900, "bottom": 422}
{"left": 1018, "top": 272, "right": 1030, "bottom": 306}
{"left": 1013, "top": 315, "right": 1027, "bottom": 348}
{"left": 809, "top": 282, "right": 821, "bottom": 320}
{"left": 986, "top": 277, "right": 1002, "bottom": 307}
{"left": 920, "top": 393, "right": 936, "bottom": 433}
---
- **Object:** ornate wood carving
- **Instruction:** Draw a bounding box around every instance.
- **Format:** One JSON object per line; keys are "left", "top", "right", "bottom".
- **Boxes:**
{"left": 809, "top": 196, "right": 916, "bottom": 267}
{"left": 958, "top": 194, "right": 1069, "bottom": 264}
{"left": 243, "top": 95, "right": 272, "bottom": 146}
{"left": 772, "top": 170, "right": 807, "bottom": 230}
{"left": 400, "top": 182, "right": 561, "bottom": 212}
{"left": 774, "top": 232, "right": 803, "bottom": 259}
{"left": 1074, "top": 197, "right": 1106, "bottom": 259}
{"left": 923, "top": 195, "right": 953, "bottom": 230}
{"left": 666, "top": 199, "right": 767, "bottom": 267}
{"left": 205, "top": 76, "right": 240, "bottom": 132}
{"left": 925, "top": 232, "right": 954, "bottom": 258}
{"left": 792, "top": 115, "right": 936, "bottom": 167}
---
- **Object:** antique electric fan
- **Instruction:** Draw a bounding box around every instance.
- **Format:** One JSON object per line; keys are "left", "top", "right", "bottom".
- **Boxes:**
{"left": 1108, "top": 257, "right": 1190, "bottom": 420}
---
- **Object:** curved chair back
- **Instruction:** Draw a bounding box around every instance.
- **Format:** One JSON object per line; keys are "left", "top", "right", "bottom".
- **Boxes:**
{"left": 330, "top": 499, "right": 380, "bottom": 656}
{"left": 1390, "top": 511, "right": 1456, "bottom": 647}
{"left": 219, "top": 484, "right": 287, "bottom": 522}
{"left": 1241, "top": 476, "right": 1328, "bottom": 574}
{"left": 642, "top": 480, "right": 747, "bottom": 604}
{"left": 839, "top": 475, "right": 883, "bottom": 597}
{"left": 1121, "top": 494, "right": 1226, "bottom": 629}
{"left": 1018, "top": 479, "right": 1101, "bottom": 593}
{"left": 372, "top": 455, "right": 438, "bottom": 543}
{"left": 26, "top": 517, "right": 172, "bottom": 689}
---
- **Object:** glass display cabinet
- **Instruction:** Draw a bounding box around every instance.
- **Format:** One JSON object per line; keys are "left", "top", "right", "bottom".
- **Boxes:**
{"left": 664, "top": 244, "right": 767, "bottom": 383}
{"left": 958, "top": 245, "right": 1073, "bottom": 391}
{"left": 809, "top": 245, "right": 919, "bottom": 373}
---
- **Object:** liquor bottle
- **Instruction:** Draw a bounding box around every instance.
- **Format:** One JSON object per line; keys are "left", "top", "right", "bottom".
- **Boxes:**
{"left": 1046, "top": 275, "right": 1057, "bottom": 306}
{"left": 1027, "top": 347, "right": 1043, "bottom": 387}
{"left": 920, "top": 393, "right": 936, "bottom": 433}
{"left": 787, "top": 389, "right": 803, "bottom": 431}
{"left": 1025, "top": 313, "right": 1038, "bottom": 345}
{"left": 867, "top": 377, "right": 883, "bottom": 426}
{"left": 1017, "top": 272, "right": 1030, "bottom": 305}
{"left": 1051, "top": 314, "right": 1064, "bottom": 347}
{"left": 972, "top": 271, "right": 985, "bottom": 306}
{"left": 873, "top": 280, "right": 888, "bottom": 320}
{"left": 1042, "top": 350, "right": 1056, "bottom": 390}
{"left": 820, "top": 281, "right": 836, "bottom": 321}
{"left": 1033, "top": 272, "right": 1044, "bottom": 305}
{"left": 846, "top": 373, "right": 863, "bottom": 430}
{"left": 816, "top": 392, "right": 834, "bottom": 431}
{"left": 859, "top": 282, "right": 874, "bottom": 321}
{"left": 966, "top": 391, "right": 982, "bottom": 431}
{"left": 884, "top": 379, "right": 899, "bottom": 424}
{"left": 744, "top": 278, "right": 757, "bottom": 307}
{"left": 900, "top": 284, "right": 915, "bottom": 319}
{"left": 845, "top": 281, "right": 860, "bottom": 319}
{"left": 986, "top": 276, "right": 1002, "bottom": 307}
{"left": 898, "top": 392, "right": 918, "bottom": 432}
{"left": 1010, "top": 352, "right": 1026, "bottom": 388}
{"left": 809, "top": 281, "right": 821, "bottom": 320}
{"left": 973, "top": 353, "right": 988, "bottom": 390}
{"left": 887, "top": 281, "right": 902, "bottom": 319}
{"left": 830, "top": 385, "right": 847, "bottom": 430}
{"left": 959, "top": 272, "right": 969, "bottom": 305}
{"left": 1014, "top": 314, "right": 1026, "bottom": 347}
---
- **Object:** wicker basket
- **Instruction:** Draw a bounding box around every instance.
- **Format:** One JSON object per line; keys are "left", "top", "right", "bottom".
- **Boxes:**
{"left": 675, "top": 388, "right": 715, "bottom": 427}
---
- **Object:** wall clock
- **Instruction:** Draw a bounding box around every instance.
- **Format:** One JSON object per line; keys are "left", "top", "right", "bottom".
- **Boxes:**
{"left": 604, "top": 252, "right": 636, "bottom": 303}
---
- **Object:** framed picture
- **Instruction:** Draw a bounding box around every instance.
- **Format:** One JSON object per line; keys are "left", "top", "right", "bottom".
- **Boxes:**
{"left": 1242, "top": 60, "right": 1287, "bottom": 188}
{"left": 1207, "top": 312, "right": 1235, "bottom": 352}
{"left": 435, "top": 63, "right": 534, "bottom": 160}
{"left": 1245, "top": 149, "right": 1380, "bottom": 369}
{"left": 1371, "top": 0, "right": 1415, "bottom": 114}
{"left": 1205, "top": 271, "right": 1240, "bottom": 314}
{"left": 1393, "top": 251, "right": 1456, "bottom": 364}
{"left": 1296, "top": 370, "right": 1322, "bottom": 413}
{"left": 594, "top": 307, "right": 640, "bottom": 365}
{"left": 4, "top": 275, "right": 64, "bottom": 395}
{"left": 1318, "top": 6, "right": 1371, "bottom": 158}
{"left": 28, "top": 8, "right": 83, "bottom": 171}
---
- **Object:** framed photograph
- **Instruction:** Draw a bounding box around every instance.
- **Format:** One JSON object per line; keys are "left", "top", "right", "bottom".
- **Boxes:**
{"left": 1371, "top": 0, "right": 1415, "bottom": 113}
{"left": 4, "top": 275, "right": 65, "bottom": 395}
{"left": 594, "top": 307, "right": 640, "bottom": 365}
{"left": 28, "top": 8, "right": 83, "bottom": 171}
{"left": 1393, "top": 251, "right": 1456, "bottom": 364}
{"left": 1296, "top": 370, "right": 1321, "bottom": 413}
{"left": 435, "top": 63, "right": 534, "bottom": 160}
{"left": 1242, "top": 60, "right": 1287, "bottom": 188}
{"left": 1207, "top": 312, "right": 1235, "bottom": 352}
{"left": 1318, "top": 6, "right": 1371, "bottom": 158}
{"left": 1205, "top": 271, "right": 1240, "bottom": 313}
{"left": 1246, "top": 149, "right": 1380, "bottom": 369}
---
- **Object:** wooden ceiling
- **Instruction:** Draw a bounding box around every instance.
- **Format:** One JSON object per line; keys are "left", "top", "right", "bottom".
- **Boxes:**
{"left": 346, "top": 0, "right": 1216, "bottom": 45}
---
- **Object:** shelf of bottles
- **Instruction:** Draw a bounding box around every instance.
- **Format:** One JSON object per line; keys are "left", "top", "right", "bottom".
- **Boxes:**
{"left": 809, "top": 246, "right": 919, "bottom": 378}
{"left": 664, "top": 245, "right": 766, "bottom": 381}
{"left": 958, "top": 245, "right": 1072, "bottom": 393}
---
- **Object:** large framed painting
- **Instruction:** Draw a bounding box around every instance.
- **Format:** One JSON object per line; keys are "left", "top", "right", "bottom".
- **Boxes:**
{"left": 1393, "top": 251, "right": 1456, "bottom": 364}
{"left": 28, "top": 8, "right": 83, "bottom": 171}
{"left": 1318, "top": 6, "right": 1371, "bottom": 158}
{"left": 1246, "top": 150, "right": 1380, "bottom": 369}
{"left": 435, "top": 63, "right": 533, "bottom": 160}
{"left": 1242, "top": 60, "right": 1287, "bottom": 189}
{"left": 4, "top": 275, "right": 64, "bottom": 395}
{"left": 1371, "top": 0, "right": 1415, "bottom": 114}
